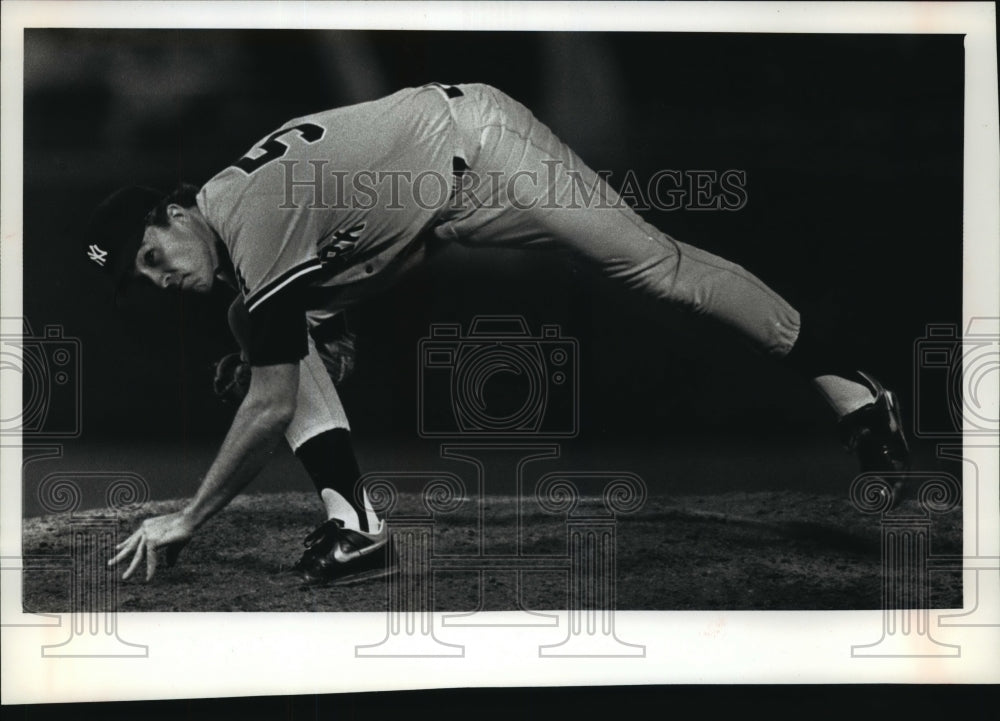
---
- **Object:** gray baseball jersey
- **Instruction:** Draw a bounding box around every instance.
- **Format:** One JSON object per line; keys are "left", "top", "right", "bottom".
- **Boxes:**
{"left": 198, "top": 82, "right": 800, "bottom": 367}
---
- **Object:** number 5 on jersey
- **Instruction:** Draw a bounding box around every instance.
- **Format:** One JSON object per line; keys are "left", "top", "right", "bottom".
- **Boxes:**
{"left": 232, "top": 123, "right": 325, "bottom": 175}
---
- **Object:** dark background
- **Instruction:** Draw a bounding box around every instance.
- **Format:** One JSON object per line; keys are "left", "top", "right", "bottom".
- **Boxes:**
{"left": 7, "top": 685, "right": 992, "bottom": 721}
{"left": 20, "top": 31, "right": 963, "bottom": 499}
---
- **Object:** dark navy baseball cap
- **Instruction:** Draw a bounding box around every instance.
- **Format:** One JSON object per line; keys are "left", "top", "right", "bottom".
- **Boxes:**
{"left": 83, "top": 186, "right": 164, "bottom": 300}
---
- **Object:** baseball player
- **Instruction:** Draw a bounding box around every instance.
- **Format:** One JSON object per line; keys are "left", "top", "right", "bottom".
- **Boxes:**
{"left": 88, "top": 83, "right": 909, "bottom": 583}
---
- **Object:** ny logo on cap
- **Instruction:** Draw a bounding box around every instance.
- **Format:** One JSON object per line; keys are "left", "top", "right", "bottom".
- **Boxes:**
{"left": 87, "top": 244, "right": 109, "bottom": 267}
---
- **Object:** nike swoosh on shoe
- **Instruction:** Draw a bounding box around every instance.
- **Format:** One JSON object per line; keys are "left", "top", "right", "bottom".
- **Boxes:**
{"left": 333, "top": 525, "right": 388, "bottom": 564}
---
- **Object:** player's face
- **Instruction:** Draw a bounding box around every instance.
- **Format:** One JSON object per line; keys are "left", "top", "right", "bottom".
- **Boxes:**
{"left": 134, "top": 205, "right": 217, "bottom": 293}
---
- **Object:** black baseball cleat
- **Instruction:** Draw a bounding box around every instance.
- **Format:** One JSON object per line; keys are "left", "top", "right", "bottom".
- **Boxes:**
{"left": 293, "top": 518, "right": 394, "bottom": 586}
{"left": 838, "top": 371, "right": 911, "bottom": 505}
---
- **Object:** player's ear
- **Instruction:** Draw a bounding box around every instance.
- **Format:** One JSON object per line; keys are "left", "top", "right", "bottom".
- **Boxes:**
{"left": 165, "top": 204, "right": 187, "bottom": 222}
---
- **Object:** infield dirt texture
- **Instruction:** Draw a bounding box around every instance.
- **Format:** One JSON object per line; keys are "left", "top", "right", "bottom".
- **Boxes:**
{"left": 22, "top": 489, "right": 962, "bottom": 613}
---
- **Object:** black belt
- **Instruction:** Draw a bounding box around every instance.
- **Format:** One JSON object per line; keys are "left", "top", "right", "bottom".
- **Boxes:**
{"left": 429, "top": 82, "right": 464, "bottom": 99}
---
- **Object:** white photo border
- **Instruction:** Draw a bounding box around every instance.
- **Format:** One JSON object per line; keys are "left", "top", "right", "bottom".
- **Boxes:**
{"left": 2, "top": 1, "right": 998, "bottom": 703}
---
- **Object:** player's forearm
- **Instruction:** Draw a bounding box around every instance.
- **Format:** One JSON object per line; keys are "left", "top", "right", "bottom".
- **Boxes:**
{"left": 181, "top": 398, "right": 292, "bottom": 530}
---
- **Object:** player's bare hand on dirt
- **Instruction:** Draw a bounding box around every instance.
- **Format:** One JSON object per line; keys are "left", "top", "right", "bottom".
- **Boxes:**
{"left": 109, "top": 512, "right": 194, "bottom": 581}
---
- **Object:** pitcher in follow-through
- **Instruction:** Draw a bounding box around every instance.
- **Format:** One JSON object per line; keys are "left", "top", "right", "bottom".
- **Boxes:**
{"left": 83, "top": 82, "right": 910, "bottom": 584}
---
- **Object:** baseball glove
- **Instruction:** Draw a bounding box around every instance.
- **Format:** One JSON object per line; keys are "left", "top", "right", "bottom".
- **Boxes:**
{"left": 310, "top": 314, "right": 357, "bottom": 386}
{"left": 213, "top": 352, "right": 251, "bottom": 404}
{"left": 321, "top": 331, "right": 357, "bottom": 386}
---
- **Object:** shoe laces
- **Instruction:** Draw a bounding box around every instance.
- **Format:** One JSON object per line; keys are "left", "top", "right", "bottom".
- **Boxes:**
{"left": 302, "top": 518, "right": 344, "bottom": 550}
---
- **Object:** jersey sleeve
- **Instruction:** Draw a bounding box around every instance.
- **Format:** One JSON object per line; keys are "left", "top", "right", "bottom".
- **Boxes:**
{"left": 246, "top": 283, "right": 309, "bottom": 367}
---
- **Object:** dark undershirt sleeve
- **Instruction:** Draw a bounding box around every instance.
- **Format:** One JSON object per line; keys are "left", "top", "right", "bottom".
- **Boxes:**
{"left": 246, "top": 288, "right": 309, "bottom": 367}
